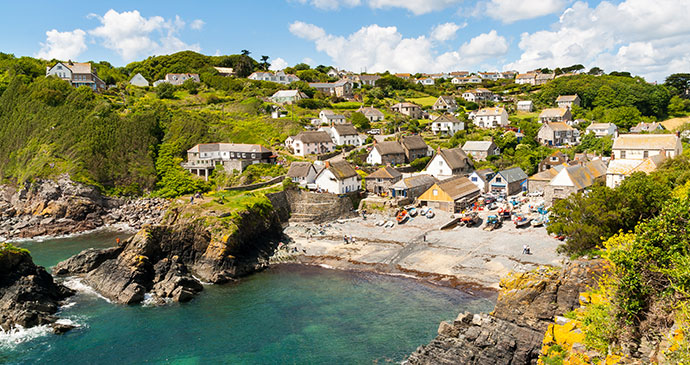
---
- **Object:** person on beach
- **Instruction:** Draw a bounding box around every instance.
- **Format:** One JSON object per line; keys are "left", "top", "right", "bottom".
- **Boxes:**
{"left": 344, "top": 235, "right": 348, "bottom": 244}
{"left": 526, "top": 245, "right": 531, "bottom": 255}
{"left": 522, "top": 244, "right": 527, "bottom": 254}
{"left": 190, "top": 195, "right": 194, "bottom": 204}
{"left": 116, "top": 237, "right": 121, "bottom": 245}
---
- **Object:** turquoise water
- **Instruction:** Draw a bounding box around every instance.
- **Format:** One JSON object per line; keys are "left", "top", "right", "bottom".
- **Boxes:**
{"left": 4, "top": 233, "right": 495, "bottom": 364}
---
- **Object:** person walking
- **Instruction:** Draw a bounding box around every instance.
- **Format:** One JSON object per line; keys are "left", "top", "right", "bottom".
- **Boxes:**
{"left": 522, "top": 244, "right": 527, "bottom": 254}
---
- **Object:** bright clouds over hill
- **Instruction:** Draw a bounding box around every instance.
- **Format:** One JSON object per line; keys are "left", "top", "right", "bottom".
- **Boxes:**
{"left": 3, "top": 0, "right": 689, "bottom": 81}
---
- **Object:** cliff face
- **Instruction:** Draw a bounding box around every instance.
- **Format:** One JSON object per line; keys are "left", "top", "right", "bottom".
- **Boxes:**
{"left": 406, "top": 260, "right": 605, "bottom": 365}
{"left": 53, "top": 196, "right": 284, "bottom": 304}
{"left": 0, "top": 245, "right": 74, "bottom": 332}
{"left": 0, "top": 175, "right": 167, "bottom": 239}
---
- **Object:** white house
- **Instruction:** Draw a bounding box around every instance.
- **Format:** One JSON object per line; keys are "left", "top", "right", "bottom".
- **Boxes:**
{"left": 517, "top": 100, "right": 533, "bottom": 112}
{"left": 629, "top": 122, "right": 665, "bottom": 133}
{"left": 556, "top": 95, "right": 581, "bottom": 109}
{"left": 537, "top": 123, "right": 580, "bottom": 146}
{"left": 270, "top": 90, "right": 307, "bottom": 104}
{"left": 478, "top": 72, "right": 501, "bottom": 81}
{"left": 515, "top": 73, "right": 537, "bottom": 85}
{"left": 431, "top": 113, "right": 465, "bottom": 136}
{"left": 319, "top": 110, "right": 347, "bottom": 125}
{"left": 585, "top": 123, "right": 618, "bottom": 138}
{"left": 432, "top": 96, "right": 458, "bottom": 113}
{"left": 314, "top": 161, "right": 360, "bottom": 194}
{"left": 287, "top": 162, "right": 317, "bottom": 186}
{"left": 366, "top": 141, "right": 406, "bottom": 166}
{"left": 424, "top": 148, "right": 473, "bottom": 179}
{"left": 462, "top": 88, "right": 492, "bottom": 102}
{"left": 248, "top": 70, "right": 300, "bottom": 84}
{"left": 462, "top": 140, "right": 500, "bottom": 161}
{"left": 320, "top": 124, "right": 363, "bottom": 146}
{"left": 468, "top": 168, "right": 496, "bottom": 193}
{"left": 391, "top": 102, "right": 423, "bottom": 119}
{"left": 416, "top": 78, "right": 435, "bottom": 86}
{"left": 473, "top": 107, "right": 509, "bottom": 128}
{"left": 612, "top": 134, "right": 682, "bottom": 160}
{"left": 46, "top": 62, "right": 105, "bottom": 91}
{"left": 539, "top": 108, "right": 572, "bottom": 124}
{"left": 286, "top": 131, "right": 335, "bottom": 157}
{"left": 326, "top": 68, "right": 340, "bottom": 78}
{"left": 129, "top": 73, "right": 149, "bottom": 87}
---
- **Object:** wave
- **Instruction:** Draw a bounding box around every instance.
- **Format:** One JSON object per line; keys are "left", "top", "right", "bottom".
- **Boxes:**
{"left": 0, "top": 325, "right": 52, "bottom": 349}
{"left": 62, "top": 278, "right": 111, "bottom": 303}
{"left": 6, "top": 223, "right": 136, "bottom": 243}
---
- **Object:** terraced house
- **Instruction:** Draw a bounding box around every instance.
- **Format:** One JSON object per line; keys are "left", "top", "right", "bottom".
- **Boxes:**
{"left": 285, "top": 131, "right": 335, "bottom": 157}
{"left": 314, "top": 161, "right": 360, "bottom": 194}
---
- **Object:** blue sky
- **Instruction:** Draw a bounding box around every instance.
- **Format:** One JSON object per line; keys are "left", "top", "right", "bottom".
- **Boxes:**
{"left": 2, "top": 0, "right": 689, "bottom": 81}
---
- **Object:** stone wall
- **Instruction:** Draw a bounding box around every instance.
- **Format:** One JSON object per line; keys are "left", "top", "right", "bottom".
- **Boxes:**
{"left": 280, "top": 189, "right": 359, "bottom": 223}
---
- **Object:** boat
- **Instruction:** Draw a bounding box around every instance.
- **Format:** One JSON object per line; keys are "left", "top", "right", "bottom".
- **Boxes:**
{"left": 408, "top": 207, "right": 418, "bottom": 217}
{"left": 484, "top": 215, "right": 502, "bottom": 231}
{"left": 532, "top": 215, "right": 545, "bottom": 227}
{"left": 461, "top": 212, "right": 481, "bottom": 227}
{"left": 396, "top": 210, "right": 409, "bottom": 224}
{"left": 375, "top": 220, "right": 385, "bottom": 226}
{"left": 498, "top": 208, "right": 512, "bottom": 220}
{"left": 383, "top": 221, "right": 395, "bottom": 228}
{"left": 426, "top": 209, "right": 435, "bottom": 219}
{"left": 513, "top": 213, "right": 531, "bottom": 228}
{"left": 420, "top": 207, "right": 429, "bottom": 216}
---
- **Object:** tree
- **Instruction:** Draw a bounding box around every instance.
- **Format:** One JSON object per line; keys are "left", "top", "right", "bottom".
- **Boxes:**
{"left": 609, "top": 71, "right": 632, "bottom": 78}
{"left": 350, "top": 112, "right": 370, "bottom": 131}
{"left": 260, "top": 55, "right": 270, "bottom": 71}
{"left": 665, "top": 73, "right": 690, "bottom": 97}
{"left": 156, "top": 82, "right": 176, "bottom": 99}
{"left": 588, "top": 67, "right": 603, "bottom": 75}
{"left": 601, "top": 106, "right": 644, "bottom": 131}
{"left": 235, "top": 55, "right": 254, "bottom": 78}
{"left": 241, "top": 49, "right": 251, "bottom": 56}
{"left": 668, "top": 95, "right": 690, "bottom": 117}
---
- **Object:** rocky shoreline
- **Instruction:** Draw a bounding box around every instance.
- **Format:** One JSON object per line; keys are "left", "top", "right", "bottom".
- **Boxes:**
{"left": 406, "top": 260, "right": 606, "bottom": 364}
{"left": 0, "top": 175, "right": 168, "bottom": 240}
{"left": 0, "top": 245, "right": 75, "bottom": 334}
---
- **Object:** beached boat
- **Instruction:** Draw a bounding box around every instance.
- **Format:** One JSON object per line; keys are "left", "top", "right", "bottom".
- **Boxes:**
{"left": 408, "top": 207, "right": 418, "bottom": 217}
{"left": 461, "top": 212, "right": 480, "bottom": 227}
{"left": 426, "top": 209, "right": 435, "bottom": 219}
{"left": 531, "top": 215, "right": 545, "bottom": 227}
{"left": 383, "top": 221, "right": 395, "bottom": 229}
{"left": 420, "top": 207, "right": 429, "bottom": 216}
{"left": 498, "top": 208, "right": 512, "bottom": 220}
{"left": 513, "top": 213, "right": 531, "bottom": 228}
{"left": 484, "top": 215, "right": 502, "bottom": 231}
{"left": 396, "top": 210, "right": 409, "bottom": 224}
{"left": 375, "top": 220, "right": 385, "bottom": 226}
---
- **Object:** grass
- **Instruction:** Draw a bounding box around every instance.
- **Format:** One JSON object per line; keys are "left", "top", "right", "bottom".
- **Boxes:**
{"left": 662, "top": 116, "right": 690, "bottom": 131}
{"left": 331, "top": 101, "right": 363, "bottom": 110}
{"left": 0, "top": 242, "right": 30, "bottom": 258}
{"left": 406, "top": 96, "right": 438, "bottom": 107}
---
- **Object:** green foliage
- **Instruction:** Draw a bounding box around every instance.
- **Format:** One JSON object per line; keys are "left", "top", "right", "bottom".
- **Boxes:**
{"left": 537, "top": 74, "right": 671, "bottom": 119}
{"left": 350, "top": 112, "right": 370, "bottom": 131}
{"left": 155, "top": 82, "right": 176, "bottom": 99}
{"left": 540, "top": 344, "right": 567, "bottom": 365}
{"left": 0, "top": 242, "right": 30, "bottom": 257}
{"left": 576, "top": 133, "right": 613, "bottom": 156}
{"left": 665, "top": 73, "right": 690, "bottom": 96}
{"left": 297, "top": 98, "right": 330, "bottom": 109}
{"left": 409, "top": 156, "right": 431, "bottom": 171}
{"left": 581, "top": 302, "right": 617, "bottom": 353}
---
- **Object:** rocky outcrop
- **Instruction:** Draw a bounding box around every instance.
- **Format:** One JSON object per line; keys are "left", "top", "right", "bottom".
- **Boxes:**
{"left": 0, "top": 245, "right": 74, "bottom": 333}
{"left": 54, "top": 198, "right": 284, "bottom": 304}
{"left": 0, "top": 175, "right": 168, "bottom": 239}
{"left": 407, "top": 260, "right": 605, "bottom": 365}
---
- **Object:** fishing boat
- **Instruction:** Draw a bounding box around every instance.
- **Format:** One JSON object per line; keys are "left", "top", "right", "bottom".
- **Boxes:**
{"left": 513, "top": 213, "right": 531, "bottom": 228}
{"left": 484, "top": 215, "right": 502, "bottom": 231}
{"left": 396, "top": 210, "right": 409, "bottom": 224}
{"left": 461, "top": 212, "right": 480, "bottom": 227}
{"left": 408, "top": 207, "right": 418, "bottom": 217}
{"left": 375, "top": 220, "right": 385, "bottom": 226}
{"left": 420, "top": 207, "right": 429, "bottom": 216}
{"left": 383, "top": 221, "right": 395, "bottom": 229}
{"left": 531, "top": 215, "right": 545, "bottom": 227}
{"left": 498, "top": 207, "right": 512, "bottom": 220}
{"left": 426, "top": 209, "right": 435, "bottom": 219}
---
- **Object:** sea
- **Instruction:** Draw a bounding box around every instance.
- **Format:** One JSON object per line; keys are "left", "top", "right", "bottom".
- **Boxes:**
{"left": 1, "top": 231, "right": 496, "bottom": 364}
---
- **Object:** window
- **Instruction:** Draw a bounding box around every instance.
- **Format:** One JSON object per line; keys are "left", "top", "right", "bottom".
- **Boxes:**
{"left": 495, "top": 177, "right": 502, "bottom": 183}
{"left": 432, "top": 189, "right": 438, "bottom": 196}
{"left": 471, "top": 177, "right": 477, "bottom": 182}
{"left": 621, "top": 151, "right": 626, "bottom": 159}
{"left": 643, "top": 151, "right": 649, "bottom": 158}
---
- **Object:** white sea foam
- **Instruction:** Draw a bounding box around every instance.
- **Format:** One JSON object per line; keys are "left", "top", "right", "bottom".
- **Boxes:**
{"left": 141, "top": 293, "right": 172, "bottom": 307}
{"left": 0, "top": 324, "right": 52, "bottom": 349}
{"left": 192, "top": 275, "right": 212, "bottom": 285}
{"left": 62, "top": 278, "right": 111, "bottom": 303}
{"left": 317, "top": 264, "right": 335, "bottom": 270}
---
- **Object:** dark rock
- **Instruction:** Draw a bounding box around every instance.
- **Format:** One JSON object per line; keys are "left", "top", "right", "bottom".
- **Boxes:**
{"left": 0, "top": 248, "right": 74, "bottom": 332}
{"left": 406, "top": 260, "right": 605, "bottom": 365}
{"left": 52, "top": 322, "right": 76, "bottom": 334}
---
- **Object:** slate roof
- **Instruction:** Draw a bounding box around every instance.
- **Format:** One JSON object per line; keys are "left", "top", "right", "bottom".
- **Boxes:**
{"left": 287, "top": 162, "right": 314, "bottom": 178}
{"left": 543, "top": 122, "right": 575, "bottom": 131}
{"left": 539, "top": 108, "right": 569, "bottom": 118}
{"left": 554, "top": 160, "right": 607, "bottom": 190}
{"left": 358, "top": 106, "right": 384, "bottom": 117}
{"left": 529, "top": 165, "right": 566, "bottom": 182}
{"left": 586, "top": 123, "right": 617, "bottom": 130}
{"left": 401, "top": 135, "right": 428, "bottom": 151}
{"left": 497, "top": 167, "right": 528, "bottom": 183}
{"left": 293, "top": 131, "right": 333, "bottom": 144}
{"left": 391, "top": 174, "right": 437, "bottom": 189}
{"left": 374, "top": 141, "right": 405, "bottom": 156}
{"left": 272, "top": 90, "right": 304, "bottom": 98}
{"left": 365, "top": 166, "right": 402, "bottom": 180}
{"left": 434, "top": 113, "right": 462, "bottom": 124}
{"left": 475, "top": 107, "right": 506, "bottom": 117}
{"left": 462, "top": 140, "right": 496, "bottom": 152}
{"left": 65, "top": 62, "right": 93, "bottom": 74}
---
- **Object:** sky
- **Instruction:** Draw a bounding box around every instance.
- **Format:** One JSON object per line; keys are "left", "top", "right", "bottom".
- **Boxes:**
{"left": 2, "top": 0, "right": 689, "bottom": 82}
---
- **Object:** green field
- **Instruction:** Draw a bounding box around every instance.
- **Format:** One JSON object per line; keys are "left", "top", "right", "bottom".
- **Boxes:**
{"left": 406, "top": 96, "right": 438, "bottom": 107}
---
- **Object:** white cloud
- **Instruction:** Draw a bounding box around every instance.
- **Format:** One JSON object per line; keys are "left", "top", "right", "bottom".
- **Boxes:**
{"left": 88, "top": 9, "right": 200, "bottom": 61}
{"left": 289, "top": 21, "right": 506, "bottom": 73}
{"left": 482, "top": 0, "right": 568, "bottom": 23}
{"left": 36, "top": 29, "right": 87, "bottom": 60}
{"left": 270, "top": 57, "right": 289, "bottom": 70}
{"left": 302, "top": 57, "right": 314, "bottom": 65}
{"left": 190, "top": 19, "right": 205, "bottom": 30}
{"left": 430, "top": 22, "right": 465, "bottom": 42}
{"left": 504, "top": 0, "right": 690, "bottom": 81}
{"left": 294, "top": 0, "right": 462, "bottom": 15}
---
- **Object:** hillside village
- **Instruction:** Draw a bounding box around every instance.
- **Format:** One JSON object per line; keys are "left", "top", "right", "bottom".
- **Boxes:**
{"left": 40, "top": 54, "right": 686, "bottom": 218}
